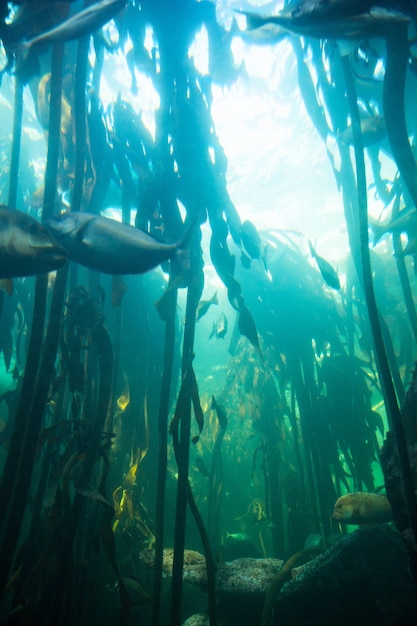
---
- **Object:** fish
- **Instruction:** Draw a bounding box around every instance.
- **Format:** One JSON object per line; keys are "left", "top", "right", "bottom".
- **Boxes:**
{"left": 196, "top": 291, "right": 218, "bottom": 321}
{"left": 370, "top": 207, "right": 417, "bottom": 247}
{"left": 17, "top": 0, "right": 126, "bottom": 53}
{"left": 308, "top": 240, "right": 340, "bottom": 290}
{"left": 209, "top": 312, "right": 228, "bottom": 340}
{"left": 332, "top": 492, "right": 392, "bottom": 524}
{"left": 304, "top": 533, "right": 323, "bottom": 549}
{"left": 225, "top": 532, "right": 250, "bottom": 542}
{"left": 286, "top": 0, "right": 383, "bottom": 24}
{"left": 401, "top": 234, "right": 417, "bottom": 256}
{"left": 0, "top": 206, "right": 68, "bottom": 279}
{"left": 239, "top": 7, "right": 410, "bottom": 41}
{"left": 14, "top": 0, "right": 127, "bottom": 80}
{"left": 241, "top": 220, "right": 267, "bottom": 271}
{"left": 46, "top": 211, "right": 195, "bottom": 275}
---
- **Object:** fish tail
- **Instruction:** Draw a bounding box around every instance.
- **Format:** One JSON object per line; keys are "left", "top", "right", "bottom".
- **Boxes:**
{"left": 238, "top": 10, "right": 267, "bottom": 31}
{"left": 369, "top": 220, "right": 384, "bottom": 247}
{"left": 173, "top": 246, "right": 191, "bottom": 274}
{"left": 173, "top": 214, "right": 201, "bottom": 273}
{"left": 177, "top": 214, "right": 200, "bottom": 249}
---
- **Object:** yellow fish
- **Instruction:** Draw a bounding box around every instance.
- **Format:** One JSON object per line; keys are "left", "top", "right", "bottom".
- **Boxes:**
{"left": 332, "top": 492, "right": 392, "bottom": 524}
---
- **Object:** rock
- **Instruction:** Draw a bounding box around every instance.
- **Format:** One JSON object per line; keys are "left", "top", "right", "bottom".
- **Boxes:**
{"left": 139, "top": 549, "right": 283, "bottom": 594}
{"left": 181, "top": 613, "right": 210, "bottom": 626}
{"left": 271, "top": 525, "right": 417, "bottom": 626}
{"left": 139, "top": 548, "right": 207, "bottom": 589}
{"left": 216, "top": 557, "right": 284, "bottom": 594}
{"left": 139, "top": 549, "right": 284, "bottom": 624}
{"left": 216, "top": 557, "right": 284, "bottom": 625}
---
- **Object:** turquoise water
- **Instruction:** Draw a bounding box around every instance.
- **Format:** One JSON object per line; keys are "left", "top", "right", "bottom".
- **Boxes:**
{"left": 0, "top": 1, "right": 416, "bottom": 625}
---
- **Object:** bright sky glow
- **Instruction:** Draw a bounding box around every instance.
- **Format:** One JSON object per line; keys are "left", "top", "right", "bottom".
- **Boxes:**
{"left": 1, "top": 3, "right": 393, "bottom": 281}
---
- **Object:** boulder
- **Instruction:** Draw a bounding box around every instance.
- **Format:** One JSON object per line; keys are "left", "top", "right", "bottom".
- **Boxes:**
{"left": 271, "top": 526, "right": 417, "bottom": 626}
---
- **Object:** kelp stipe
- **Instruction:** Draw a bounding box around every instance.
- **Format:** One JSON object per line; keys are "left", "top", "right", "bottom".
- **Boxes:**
{"left": 341, "top": 45, "right": 417, "bottom": 547}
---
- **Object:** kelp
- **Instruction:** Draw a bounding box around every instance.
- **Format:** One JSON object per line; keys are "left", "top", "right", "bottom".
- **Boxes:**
{"left": 214, "top": 227, "right": 389, "bottom": 555}
{"left": 169, "top": 237, "right": 214, "bottom": 626}
{"left": 2, "top": 1, "right": 417, "bottom": 624}
{"left": 341, "top": 45, "right": 417, "bottom": 546}
{"left": 285, "top": 22, "right": 417, "bottom": 549}
{"left": 151, "top": 288, "right": 177, "bottom": 626}
{"left": 7, "top": 78, "right": 23, "bottom": 209}
{"left": 49, "top": 318, "right": 118, "bottom": 626}
{"left": 391, "top": 193, "right": 417, "bottom": 344}
{"left": 0, "top": 39, "right": 66, "bottom": 601}
{"left": 71, "top": 33, "right": 90, "bottom": 213}
{"left": 207, "top": 396, "right": 227, "bottom": 547}
{"left": 261, "top": 546, "right": 322, "bottom": 626}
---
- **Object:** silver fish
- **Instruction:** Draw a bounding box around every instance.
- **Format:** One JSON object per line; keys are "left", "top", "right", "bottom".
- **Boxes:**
{"left": 240, "top": 7, "right": 410, "bottom": 40}
{"left": 308, "top": 240, "right": 340, "bottom": 290}
{"left": 46, "top": 211, "right": 194, "bottom": 275}
{"left": 287, "top": 0, "right": 374, "bottom": 23}
{"left": 370, "top": 207, "right": 417, "bottom": 246}
{"left": 209, "top": 312, "right": 228, "bottom": 340}
{"left": 18, "top": 0, "right": 126, "bottom": 54}
{"left": 241, "top": 219, "right": 268, "bottom": 271}
{"left": 0, "top": 206, "right": 68, "bottom": 279}
{"left": 196, "top": 291, "right": 218, "bottom": 321}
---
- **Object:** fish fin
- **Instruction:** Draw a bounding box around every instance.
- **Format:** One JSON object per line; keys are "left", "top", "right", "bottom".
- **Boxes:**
{"left": 237, "top": 10, "right": 267, "bottom": 31}
{"left": 368, "top": 219, "right": 385, "bottom": 246}
{"left": 76, "top": 218, "right": 97, "bottom": 247}
{"left": 172, "top": 214, "right": 200, "bottom": 275}
{"left": 212, "top": 291, "right": 218, "bottom": 305}
{"left": 177, "top": 214, "right": 200, "bottom": 249}
{"left": 47, "top": 213, "right": 76, "bottom": 236}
